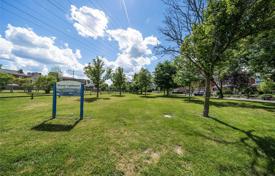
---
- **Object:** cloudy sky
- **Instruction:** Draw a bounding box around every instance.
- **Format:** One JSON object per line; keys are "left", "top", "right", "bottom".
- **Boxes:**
{"left": 0, "top": 0, "right": 167, "bottom": 78}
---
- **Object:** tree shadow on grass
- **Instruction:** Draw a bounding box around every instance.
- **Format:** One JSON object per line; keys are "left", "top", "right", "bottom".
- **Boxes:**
{"left": 139, "top": 94, "right": 187, "bottom": 99}
{"left": 111, "top": 94, "right": 125, "bottom": 97}
{"left": 182, "top": 98, "right": 275, "bottom": 113}
{"left": 82, "top": 97, "right": 110, "bottom": 103}
{"left": 31, "top": 118, "right": 81, "bottom": 132}
{"left": 205, "top": 116, "right": 275, "bottom": 175}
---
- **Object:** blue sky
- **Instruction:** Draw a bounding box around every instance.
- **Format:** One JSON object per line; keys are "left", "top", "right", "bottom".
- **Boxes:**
{"left": 0, "top": 0, "right": 168, "bottom": 78}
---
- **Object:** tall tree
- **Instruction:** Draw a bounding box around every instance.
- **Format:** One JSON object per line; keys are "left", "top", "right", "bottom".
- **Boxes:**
{"left": 131, "top": 73, "right": 141, "bottom": 94}
{"left": 35, "top": 75, "right": 56, "bottom": 94}
{"left": 173, "top": 56, "right": 201, "bottom": 100}
{"left": 180, "top": 0, "right": 274, "bottom": 117}
{"left": 154, "top": 61, "right": 176, "bottom": 96}
{"left": 112, "top": 67, "right": 126, "bottom": 96}
{"left": 138, "top": 68, "right": 152, "bottom": 96}
{"left": 84, "top": 57, "right": 105, "bottom": 98}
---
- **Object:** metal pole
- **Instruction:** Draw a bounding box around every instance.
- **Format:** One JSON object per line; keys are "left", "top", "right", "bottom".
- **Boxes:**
{"left": 52, "top": 83, "right": 57, "bottom": 119}
{"left": 80, "top": 84, "right": 84, "bottom": 119}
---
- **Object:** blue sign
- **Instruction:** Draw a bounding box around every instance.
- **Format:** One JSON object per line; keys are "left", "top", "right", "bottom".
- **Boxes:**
{"left": 52, "top": 81, "right": 84, "bottom": 119}
{"left": 56, "top": 81, "right": 81, "bottom": 96}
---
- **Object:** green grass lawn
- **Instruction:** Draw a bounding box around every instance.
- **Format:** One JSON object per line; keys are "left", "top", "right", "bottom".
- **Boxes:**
{"left": 0, "top": 93, "right": 275, "bottom": 176}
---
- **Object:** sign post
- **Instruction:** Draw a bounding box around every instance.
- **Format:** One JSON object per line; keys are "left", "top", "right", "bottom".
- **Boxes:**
{"left": 52, "top": 83, "right": 57, "bottom": 119}
{"left": 52, "top": 81, "right": 84, "bottom": 119}
{"left": 80, "top": 84, "right": 84, "bottom": 119}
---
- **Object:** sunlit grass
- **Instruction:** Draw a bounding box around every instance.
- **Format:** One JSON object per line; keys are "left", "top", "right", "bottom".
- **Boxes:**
{"left": 0, "top": 93, "right": 274, "bottom": 175}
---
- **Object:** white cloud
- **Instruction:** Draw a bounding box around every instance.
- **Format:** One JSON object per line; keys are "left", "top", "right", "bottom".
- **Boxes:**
{"left": 0, "top": 24, "right": 84, "bottom": 77}
{"left": 68, "top": 5, "right": 160, "bottom": 78}
{"left": 70, "top": 5, "right": 108, "bottom": 39}
{"left": 5, "top": 24, "right": 55, "bottom": 48}
{"left": 0, "top": 36, "right": 13, "bottom": 60}
{"left": 105, "top": 28, "right": 159, "bottom": 77}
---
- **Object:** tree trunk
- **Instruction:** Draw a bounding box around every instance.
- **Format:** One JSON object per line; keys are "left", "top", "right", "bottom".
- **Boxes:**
{"left": 45, "top": 89, "right": 50, "bottom": 94}
{"left": 119, "top": 86, "right": 122, "bottom": 96}
{"left": 167, "top": 89, "right": 169, "bottom": 96}
{"left": 96, "top": 86, "right": 99, "bottom": 98}
{"left": 188, "top": 82, "right": 191, "bottom": 101}
{"left": 145, "top": 87, "right": 147, "bottom": 96}
{"left": 218, "top": 80, "right": 224, "bottom": 99}
{"left": 212, "top": 79, "right": 223, "bottom": 99}
{"left": 203, "top": 76, "right": 211, "bottom": 117}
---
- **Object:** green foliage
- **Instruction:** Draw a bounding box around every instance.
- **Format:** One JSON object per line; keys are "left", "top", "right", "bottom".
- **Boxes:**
{"left": 84, "top": 57, "right": 106, "bottom": 98}
{"left": 0, "top": 73, "right": 14, "bottom": 89}
{"left": 173, "top": 56, "right": 201, "bottom": 87}
{"left": 259, "top": 79, "right": 275, "bottom": 94}
{"left": 181, "top": 0, "right": 274, "bottom": 116}
{"left": 138, "top": 68, "right": 152, "bottom": 95}
{"left": 130, "top": 73, "right": 141, "bottom": 93}
{"left": 35, "top": 75, "right": 56, "bottom": 94}
{"left": 245, "top": 30, "right": 275, "bottom": 78}
{"left": 154, "top": 61, "right": 176, "bottom": 95}
{"left": 100, "top": 83, "right": 109, "bottom": 91}
{"left": 112, "top": 67, "right": 126, "bottom": 95}
{"left": 224, "top": 29, "right": 275, "bottom": 81}
{"left": 48, "top": 72, "right": 60, "bottom": 81}
{"left": 14, "top": 78, "right": 34, "bottom": 91}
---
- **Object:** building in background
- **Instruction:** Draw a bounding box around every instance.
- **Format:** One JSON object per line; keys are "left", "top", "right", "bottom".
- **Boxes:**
{"left": 27, "top": 72, "right": 42, "bottom": 82}
{"left": 0, "top": 68, "right": 30, "bottom": 79}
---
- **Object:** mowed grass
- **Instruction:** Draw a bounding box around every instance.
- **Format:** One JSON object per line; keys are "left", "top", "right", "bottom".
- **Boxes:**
{"left": 0, "top": 93, "right": 275, "bottom": 176}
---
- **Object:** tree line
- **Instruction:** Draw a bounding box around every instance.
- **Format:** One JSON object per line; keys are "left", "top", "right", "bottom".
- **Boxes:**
{"left": 84, "top": 0, "right": 275, "bottom": 118}
{"left": 0, "top": 72, "right": 58, "bottom": 94}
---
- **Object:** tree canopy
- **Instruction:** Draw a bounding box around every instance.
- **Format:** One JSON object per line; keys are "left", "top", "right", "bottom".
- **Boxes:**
{"left": 112, "top": 67, "right": 126, "bottom": 96}
{"left": 84, "top": 57, "right": 106, "bottom": 98}
{"left": 138, "top": 68, "right": 152, "bottom": 96}
{"left": 0, "top": 73, "right": 14, "bottom": 89}
{"left": 154, "top": 61, "right": 176, "bottom": 95}
{"left": 180, "top": 0, "right": 274, "bottom": 117}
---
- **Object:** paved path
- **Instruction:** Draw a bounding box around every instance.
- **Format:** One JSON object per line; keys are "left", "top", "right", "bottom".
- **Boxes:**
{"left": 224, "top": 97, "right": 275, "bottom": 103}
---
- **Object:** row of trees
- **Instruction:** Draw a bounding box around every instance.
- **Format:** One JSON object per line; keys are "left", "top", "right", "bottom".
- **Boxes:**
{"left": 0, "top": 72, "right": 57, "bottom": 93}
{"left": 84, "top": 55, "right": 274, "bottom": 99}
{"left": 84, "top": 57, "right": 128, "bottom": 98}
{"left": 84, "top": 57, "right": 177, "bottom": 98}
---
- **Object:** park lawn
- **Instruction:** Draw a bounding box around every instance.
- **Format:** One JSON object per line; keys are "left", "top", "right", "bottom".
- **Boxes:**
{"left": 0, "top": 91, "right": 51, "bottom": 98}
{"left": 0, "top": 93, "right": 274, "bottom": 176}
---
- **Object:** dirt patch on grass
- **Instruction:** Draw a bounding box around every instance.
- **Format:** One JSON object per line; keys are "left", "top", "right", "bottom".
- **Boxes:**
{"left": 144, "top": 148, "right": 160, "bottom": 164}
{"left": 174, "top": 145, "right": 184, "bottom": 156}
{"left": 116, "top": 150, "right": 141, "bottom": 176}
{"left": 19, "top": 166, "right": 34, "bottom": 174}
{"left": 65, "top": 157, "right": 75, "bottom": 166}
{"left": 115, "top": 147, "right": 166, "bottom": 176}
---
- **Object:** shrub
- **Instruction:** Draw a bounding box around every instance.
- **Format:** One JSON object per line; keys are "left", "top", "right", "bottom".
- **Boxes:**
{"left": 260, "top": 94, "right": 273, "bottom": 100}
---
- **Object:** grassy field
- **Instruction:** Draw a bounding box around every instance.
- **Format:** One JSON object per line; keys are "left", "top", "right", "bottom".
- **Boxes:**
{"left": 0, "top": 93, "right": 275, "bottom": 176}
